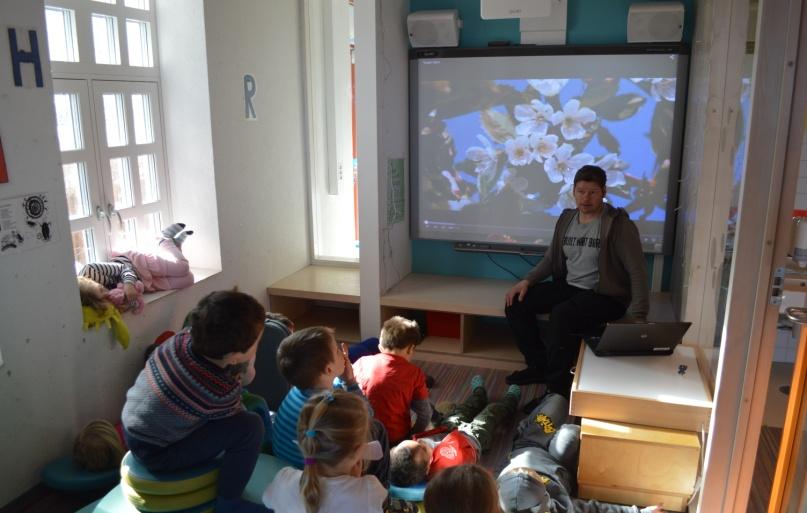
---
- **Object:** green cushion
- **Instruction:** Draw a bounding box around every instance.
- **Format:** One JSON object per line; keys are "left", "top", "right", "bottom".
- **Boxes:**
{"left": 42, "top": 456, "right": 119, "bottom": 492}
{"left": 90, "top": 485, "right": 214, "bottom": 513}
{"left": 122, "top": 481, "right": 217, "bottom": 512}
{"left": 120, "top": 452, "right": 220, "bottom": 495}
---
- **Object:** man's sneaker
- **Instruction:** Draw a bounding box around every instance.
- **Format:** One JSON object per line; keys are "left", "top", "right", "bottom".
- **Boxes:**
{"left": 505, "top": 367, "right": 544, "bottom": 385}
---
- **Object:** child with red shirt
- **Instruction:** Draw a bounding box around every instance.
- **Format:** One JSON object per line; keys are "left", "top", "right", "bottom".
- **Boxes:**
{"left": 353, "top": 316, "right": 432, "bottom": 444}
{"left": 389, "top": 376, "right": 520, "bottom": 486}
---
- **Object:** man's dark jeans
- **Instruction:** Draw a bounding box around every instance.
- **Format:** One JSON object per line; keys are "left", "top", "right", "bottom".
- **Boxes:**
{"left": 505, "top": 281, "right": 626, "bottom": 388}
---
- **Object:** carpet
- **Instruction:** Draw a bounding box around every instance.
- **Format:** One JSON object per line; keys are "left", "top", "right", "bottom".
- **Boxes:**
{"left": 415, "top": 361, "right": 548, "bottom": 472}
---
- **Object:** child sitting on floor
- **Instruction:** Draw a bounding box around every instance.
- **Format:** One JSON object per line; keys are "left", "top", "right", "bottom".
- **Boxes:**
{"left": 121, "top": 290, "right": 268, "bottom": 513}
{"left": 73, "top": 420, "right": 126, "bottom": 471}
{"left": 79, "top": 223, "right": 194, "bottom": 312}
{"left": 263, "top": 390, "right": 387, "bottom": 513}
{"left": 389, "top": 375, "right": 520, "bottom": 486}
{"left": 352, "top": 316, "right": 432, "bottom": 444}
{"left": 424, "top": 464, "right": 502, "bottom": 513}
{"left": 272, "top": 326, "right": 391, "bottom": 486}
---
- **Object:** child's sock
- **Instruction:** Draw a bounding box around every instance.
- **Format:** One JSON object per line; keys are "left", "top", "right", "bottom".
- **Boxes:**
{"left": 505, "top": 384, "right": 522, "bottom": 400}
{"left": 173, "top": 230, "right": 194, "bottom": 247}
{"left": 161, "top": 222, "right": 186, "bottom": 239}
{"left": 214, "top": 497, "right": 268, "bottom": 513}
{"left": 470, "top": 374, "right": 485, "bottom": 392}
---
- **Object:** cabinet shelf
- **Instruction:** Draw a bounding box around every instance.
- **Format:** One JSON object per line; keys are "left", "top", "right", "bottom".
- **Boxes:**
{"left": 268, "top": 265, "right": 361, "bottom": 344}
{"left": 381, "top": 273, "right": 522, "bottom": 370}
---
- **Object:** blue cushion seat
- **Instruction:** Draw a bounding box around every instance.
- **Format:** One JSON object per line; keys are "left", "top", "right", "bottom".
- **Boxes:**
{"left": 389, "top": 482, "right": 427, "bottom": 502}
{"left": 41, "top": 456, "right": 119, "bottom": 492}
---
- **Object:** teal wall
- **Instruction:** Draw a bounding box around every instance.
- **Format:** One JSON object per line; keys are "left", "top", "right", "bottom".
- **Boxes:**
{"left": 407, "top": 0, "right": 691, "bottom": 289}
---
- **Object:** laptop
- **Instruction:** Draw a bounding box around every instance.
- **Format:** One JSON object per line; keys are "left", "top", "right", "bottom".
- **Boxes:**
{"left": 584, "top": 321, "right": 692, "bottom": 356}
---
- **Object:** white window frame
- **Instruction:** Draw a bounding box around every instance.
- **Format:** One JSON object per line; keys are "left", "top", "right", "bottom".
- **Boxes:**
{"left": 303, "top": 0, "right": 359, "bottom": 264}
{"left": 47, "top": 0, "right": 170, "bottom": 266}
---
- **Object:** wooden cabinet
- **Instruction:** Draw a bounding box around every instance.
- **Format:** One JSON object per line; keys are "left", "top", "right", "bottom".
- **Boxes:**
{"left": 570, "top": 345, "right": 712, "bottom": 432}
{"left": 267, "top": 265, "right": 361, "bottom": 343}
{"left": 571, "top": 344, "right": 712, "bottom": 512}
{"left": 579, "top": 419, "right": 701, "bottom": 513}
{"left": 380, "top": 273, "right": 523, "bottom": 371}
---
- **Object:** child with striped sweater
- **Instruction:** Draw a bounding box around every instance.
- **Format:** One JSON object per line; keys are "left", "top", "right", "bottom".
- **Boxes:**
{"left": 121, "top": 290, "right": 270, "bottom": 513}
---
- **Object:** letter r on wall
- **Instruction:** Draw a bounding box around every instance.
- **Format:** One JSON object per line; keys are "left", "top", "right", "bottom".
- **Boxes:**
{"left": 244, "top": 74, "right": 257, "bottom": 119}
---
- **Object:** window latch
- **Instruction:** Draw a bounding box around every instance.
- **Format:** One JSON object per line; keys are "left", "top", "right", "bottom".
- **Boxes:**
{"left": 106, "top": 203, "right": 123, "bottom": 229}
{"left": 95, "top": 204, "right": 111, "bottom": 229}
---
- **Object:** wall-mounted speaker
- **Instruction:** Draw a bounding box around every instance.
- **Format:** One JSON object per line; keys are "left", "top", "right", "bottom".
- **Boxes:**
{"left": 407, "top": 10, "right": 462, "bottom": 48}
{"left": 627, "top": 1, "right": 685, "bottom": 43}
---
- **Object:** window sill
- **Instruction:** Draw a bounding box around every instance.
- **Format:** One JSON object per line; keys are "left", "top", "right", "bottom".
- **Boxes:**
{"left": 141, "top": 266, "right": 221, "bottom": 305}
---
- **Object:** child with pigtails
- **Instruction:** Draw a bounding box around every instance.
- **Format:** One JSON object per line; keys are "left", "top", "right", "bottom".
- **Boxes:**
{"left": 262, "top": 390, "right": 387, "bottom": 513}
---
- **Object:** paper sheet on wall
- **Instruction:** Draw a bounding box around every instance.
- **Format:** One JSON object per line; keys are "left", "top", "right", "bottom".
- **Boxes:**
{"left": 0, "top": 192, "right": 56, "bottom": 256}
{"left": 387, "top": 158, "right": 405, "bottom": 225}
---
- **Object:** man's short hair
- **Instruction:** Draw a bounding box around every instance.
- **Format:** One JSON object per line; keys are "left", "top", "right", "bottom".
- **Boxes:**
{"left": 573, "top": 165, "right": 607, "bottom": 189}
{"left": 390, "top": 443, "right": 429, "bottom": 486}
{"left": 276, "top": 326, "right": 335, "bottom": 389}
{"left": 380, "top": 316, "right": 421, "bottom": 351}
{"left": 189, "top": 290, "right": 265, "bottom": 358}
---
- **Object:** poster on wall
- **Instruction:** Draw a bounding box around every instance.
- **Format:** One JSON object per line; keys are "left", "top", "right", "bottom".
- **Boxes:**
{"left": 0, "top": 137, "right": 7, "bottom": 183}
{"left": 0, "top": 192, "right": 56, "bottom": 256}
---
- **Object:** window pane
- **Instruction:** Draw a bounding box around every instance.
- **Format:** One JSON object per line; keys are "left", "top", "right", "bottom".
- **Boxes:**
{"left": 102, "top": 93, "right": 127, "bottom": 147}
{"left": 45, "top": 7, "right": 79, "bottom": 62}
{"left": 109, "top": 157, "right": 134, "bottom": 209}
{"left": 142, "top": 212, "right": 162, "bottom": 242}
{"left": 137, "top": 154, "right": 159, "bottom": 203}
{"left": 131, "top": 94, "right": 154, "bottom": 144}
{"left": 53, "top": 93, "right": 83, "bottom": 151}
{"left": 92, "top": 0, "right": 116, "bottom": 5}
{"left": 72, "top": 229, "right": 95, "bottom": 270}
{"left": 63, "top": 162, "right": 91, "bottom": 219}
{"left": 126, "top": 19, "right": 153, "bottom": 67}
{"left": 124, "top": 0, "right": 149, "bottom": 9}
{"left": 91, "top": 13, "right": 121, "bottom": 65}
{"left": 118, "top": 217, "right": 137, "bottom": 248}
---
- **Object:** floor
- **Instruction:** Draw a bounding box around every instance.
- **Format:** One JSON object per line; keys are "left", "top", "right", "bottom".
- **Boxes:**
{"left": 745, "top": 360, "right": 795, "bottom": 513}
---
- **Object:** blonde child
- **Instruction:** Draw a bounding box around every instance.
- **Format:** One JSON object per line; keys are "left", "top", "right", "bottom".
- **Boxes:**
{"left": 352, "top": 316, "right": 431, "bottom": 444}
{"left": 263, "top": 390, "right": 386, "bottom": 513}
{"left": 272, "top": 326, "right": 390, "bottom": 486}
{"left": 73, "top": 420, "right": 125, "bottom": 471}
{"left": 424, "top": 464, "right": 502, "bottom": 513}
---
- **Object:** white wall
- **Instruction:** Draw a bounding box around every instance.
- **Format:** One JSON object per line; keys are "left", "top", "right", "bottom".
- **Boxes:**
{"left": 356, "top": 0, "right": 411, "bottom": 338}
{"left": 0, "top": 0, "right": 309, "bottom": 506}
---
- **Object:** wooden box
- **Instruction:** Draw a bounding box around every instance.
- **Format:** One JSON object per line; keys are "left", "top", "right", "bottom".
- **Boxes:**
{"left": 578, "top": 418, "right": 700, "bottom": 512}
{"left": 570, "top": 344, "right": 712, "bottom": 432}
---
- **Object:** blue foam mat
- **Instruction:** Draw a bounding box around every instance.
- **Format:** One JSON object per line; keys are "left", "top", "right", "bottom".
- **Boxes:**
{"left": 390, "top": 482, "right": 427, "bottom": 502}
{"left": 42, "top": 456, "right": 119, "bottom": 492}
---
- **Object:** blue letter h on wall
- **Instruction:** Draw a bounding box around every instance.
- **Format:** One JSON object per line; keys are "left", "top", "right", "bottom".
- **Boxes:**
{"left": 8, "top": 28, "right": 43, "bottom": 88}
